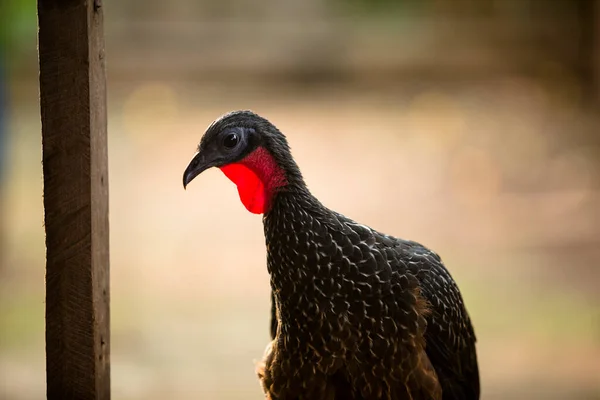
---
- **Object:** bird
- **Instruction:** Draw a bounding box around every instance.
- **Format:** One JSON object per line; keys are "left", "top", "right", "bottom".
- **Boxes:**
{"left": 183, "top": 110, "right": 480, "bottom": 400}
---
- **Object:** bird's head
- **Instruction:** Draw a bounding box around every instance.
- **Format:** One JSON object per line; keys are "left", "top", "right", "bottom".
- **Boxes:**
{"left": 183, "top": 110, "right": 303, "bottom": 214}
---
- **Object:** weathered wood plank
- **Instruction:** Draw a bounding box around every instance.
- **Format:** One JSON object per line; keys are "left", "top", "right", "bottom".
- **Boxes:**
{"left": 38, "top": 0, "right": 109, "bottom": 398}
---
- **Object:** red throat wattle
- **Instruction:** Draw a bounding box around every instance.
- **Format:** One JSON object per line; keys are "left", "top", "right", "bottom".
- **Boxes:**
{"left": 219, "top": 146, "right": 287, "bottom": 214}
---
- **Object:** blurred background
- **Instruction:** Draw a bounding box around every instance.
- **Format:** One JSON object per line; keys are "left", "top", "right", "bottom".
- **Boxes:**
{"left": 1, "top": 0, "right": 599, "bottom": 399}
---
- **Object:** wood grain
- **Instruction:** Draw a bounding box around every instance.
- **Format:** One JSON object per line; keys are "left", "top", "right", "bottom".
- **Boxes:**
{"left": 38, "top": 0, "right": 109, "bottom": 398}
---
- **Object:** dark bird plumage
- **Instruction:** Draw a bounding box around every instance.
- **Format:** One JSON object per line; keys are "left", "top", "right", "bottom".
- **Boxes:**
{"left": 183, "top": 110, "right": 480, "bottom": 400}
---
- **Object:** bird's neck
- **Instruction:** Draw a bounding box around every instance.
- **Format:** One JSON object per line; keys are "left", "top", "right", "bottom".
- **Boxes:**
{"left": 264, "top": 188, "right": 324, "bottom": 233}
{"left": 263, "top": 189, "right": 336, "bottom": 301}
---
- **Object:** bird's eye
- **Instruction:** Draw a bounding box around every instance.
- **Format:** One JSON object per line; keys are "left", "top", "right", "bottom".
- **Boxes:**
{"left": 223, "top": 133, "right": 239, "bottom": 149}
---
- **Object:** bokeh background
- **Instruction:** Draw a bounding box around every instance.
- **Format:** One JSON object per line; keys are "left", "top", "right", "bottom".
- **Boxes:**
{"left": 1, "top": 0, "right": 599, "bottom": 399}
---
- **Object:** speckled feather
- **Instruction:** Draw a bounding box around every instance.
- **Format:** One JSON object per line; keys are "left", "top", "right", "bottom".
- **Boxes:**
{"left": 259, "top": 188, "right": 479, "bottom": 400}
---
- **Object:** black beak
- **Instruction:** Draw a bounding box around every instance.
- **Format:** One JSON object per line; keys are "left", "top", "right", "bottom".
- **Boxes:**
{"left": 183, "top": 151, "right": 213, "bottom": 189}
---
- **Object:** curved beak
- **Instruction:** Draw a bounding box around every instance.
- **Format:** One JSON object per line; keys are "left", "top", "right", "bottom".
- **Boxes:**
{"left": 183, "top": 151, "right": 214, "bottom": 189}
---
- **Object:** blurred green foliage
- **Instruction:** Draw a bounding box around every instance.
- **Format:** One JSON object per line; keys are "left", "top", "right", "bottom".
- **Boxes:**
{"left": 0, "top": 0, "right": 37, "bottom": 59}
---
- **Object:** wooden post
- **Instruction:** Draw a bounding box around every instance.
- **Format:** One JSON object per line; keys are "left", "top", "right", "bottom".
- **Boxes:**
{"left": 38, "top": 0, "right": 110, "bottom": 399}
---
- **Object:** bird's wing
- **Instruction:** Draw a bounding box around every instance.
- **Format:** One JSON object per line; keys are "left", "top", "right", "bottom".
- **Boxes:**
{"left": 397, "top": 241, "right": 480, "bottom": 400}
